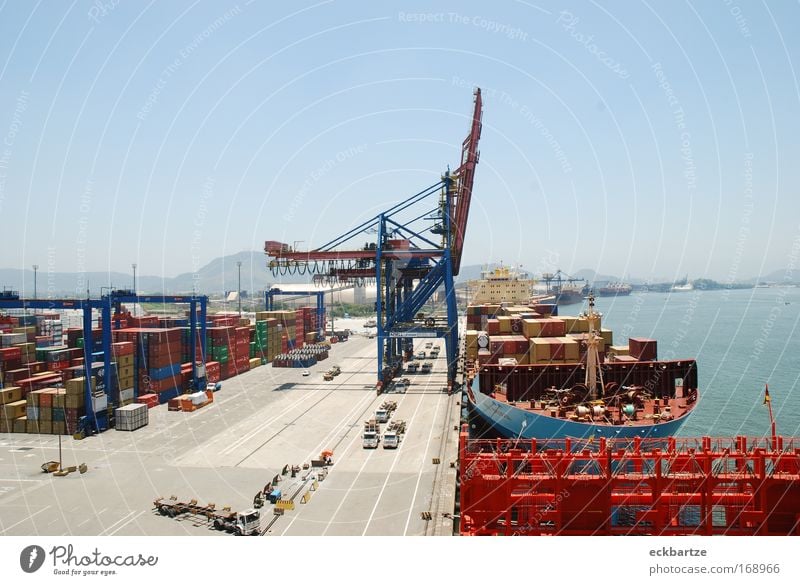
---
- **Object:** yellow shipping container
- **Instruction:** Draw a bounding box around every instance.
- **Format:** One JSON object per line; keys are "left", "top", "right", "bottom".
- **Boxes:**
{"left": 2, "top": 400, "right": 26, "bottom": 420}
{"left": 557, "top": 337, "right": 581, "bottom": 361}
{"left": 65, "top": 394, "right": 84, "bottom": 409}
{"left": 600, "top": 329, "right": 613, "bottom": 346}
{"left": 529, "top": 339, "right": 551, "bottom": 362}
{"left": 117, "top": 354, "right": 134, "bottom": 368}
{"left": 0, "top": 386, "right": 22, "bottom": 405}
{"left": 249, "top": 358, "right": 261, "bottom": 369}
{"left": 609, "top": 345, "right": 629, "bottom": 356}
{"left": 14, "top": 417, "right": 27, "bottom": 433}
{"left": 497, "top": 316, "right": 513, "bottom": 333}
{"left": 66, "top": 377, "right": 96, "bottom": 395}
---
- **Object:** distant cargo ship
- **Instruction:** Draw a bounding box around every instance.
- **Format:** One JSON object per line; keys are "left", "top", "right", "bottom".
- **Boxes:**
{"left": 552, "top": 283, "right": 589, "bottom": 305}
{"left": 597, "top": 282, "right": 632, "bottom": 296}
{"left": 540, "top": 271, "right": 587, "bottom": 306}
{"left": 671, "top": 276, "right": 693, "bottom": 292}
{"left": 464, "top": 294, "right": 698, "bottom": 440}
{"left": 467, "top": 265, "right": 555, "bottom": 306}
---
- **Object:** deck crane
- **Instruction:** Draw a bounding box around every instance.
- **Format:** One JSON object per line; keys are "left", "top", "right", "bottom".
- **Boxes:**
{"left": 265, "top": 89, "right": 482, "bottom": 389}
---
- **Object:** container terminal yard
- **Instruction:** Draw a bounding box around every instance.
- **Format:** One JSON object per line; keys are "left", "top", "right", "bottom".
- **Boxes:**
{"left": 0, "top": 328, "right": 460, "bottom": 536}
{"left": 2, "top": 89, "right": 800, "bottom": 538}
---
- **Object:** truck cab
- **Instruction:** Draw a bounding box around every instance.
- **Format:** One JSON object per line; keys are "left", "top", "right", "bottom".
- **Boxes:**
{"left": 362, "top": 431, "right": 379, "bottom": 449}
{"left": 383, "top": 431, "right": 400, "bottom": 449}
{"left": 375, "top": 409, "right": 389, "bottom": 423}
{"left": 235, "top": 508, "right": 261, "bottom": 536}
{"left": 416, "top": 351, "right": 426, "bottom": 360}
{"left": 394, "top": 381, "right": 406, "bottom": 394}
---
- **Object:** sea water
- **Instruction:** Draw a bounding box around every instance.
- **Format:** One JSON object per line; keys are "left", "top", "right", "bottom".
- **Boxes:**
{"left": 597, "top": 287, "right": 800, "bottom": 438}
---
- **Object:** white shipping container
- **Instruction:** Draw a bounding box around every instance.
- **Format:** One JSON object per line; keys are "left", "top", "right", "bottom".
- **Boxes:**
{"left": 115, "top": 403, "right": 148, "bottom": 431}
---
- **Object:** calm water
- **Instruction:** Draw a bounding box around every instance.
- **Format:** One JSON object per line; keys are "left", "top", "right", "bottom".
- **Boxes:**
{"left": 591, "top": 287, "right": 800, "bottom": 438}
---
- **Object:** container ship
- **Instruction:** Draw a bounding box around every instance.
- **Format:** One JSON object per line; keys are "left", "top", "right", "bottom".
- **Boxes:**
{"left": 597, "top": 282, "right": 632, "bottom": 296}
{"left": 464, "top": 293, "right": 698, "bottom": 440}
{"left": 539, "top": 270, "right": 588, "bottom": 305}
{"left": 550, "top": 282, "right": 589, "bottom": 305}
{"left": 466, "top": 265, "right": 555, "bottom": 307}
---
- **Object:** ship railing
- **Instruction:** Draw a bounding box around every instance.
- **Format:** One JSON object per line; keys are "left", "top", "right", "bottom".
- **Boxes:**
{"left": 461, "top": 435, "right": 800, "bottom": 458}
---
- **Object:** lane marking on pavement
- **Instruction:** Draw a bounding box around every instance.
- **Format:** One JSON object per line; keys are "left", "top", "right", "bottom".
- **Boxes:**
{"left": 402, "top": 393, "right": 445, "bottom": 535}
{"left": 0, "top": 505, "right": 52, "bottom": 534}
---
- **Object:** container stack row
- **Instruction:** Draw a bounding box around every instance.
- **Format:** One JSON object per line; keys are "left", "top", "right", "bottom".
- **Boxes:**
{"left": 465, "top": 302, "right": 657, "bottom": 367}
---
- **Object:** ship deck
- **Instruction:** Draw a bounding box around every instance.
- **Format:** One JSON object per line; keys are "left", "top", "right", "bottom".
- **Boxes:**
{"left": 487, "top": 386, "right": 696, "bottom": 427}
{"left": 0, "top": 336, "right": 460, "bottom": 536}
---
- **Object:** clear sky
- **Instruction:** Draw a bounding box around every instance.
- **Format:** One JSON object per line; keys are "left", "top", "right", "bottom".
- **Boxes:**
{"left": 1, "top": 0, "right": 798, "bottom": 282}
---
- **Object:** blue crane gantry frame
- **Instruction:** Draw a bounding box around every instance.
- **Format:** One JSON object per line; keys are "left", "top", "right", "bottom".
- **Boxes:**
{"left": 0, "top": 292, "right": 208, "bottom": 434}
{"left": 265, "top": 89, "right": 482, "bottom": 389}
{"left": 264, "top": 288, "right": 325, "bottom": 340}
{"left": 106, "top": 292, "right": 208, "bottom": 397}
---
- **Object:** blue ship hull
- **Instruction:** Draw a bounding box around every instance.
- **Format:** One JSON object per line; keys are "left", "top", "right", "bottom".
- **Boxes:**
{"left": 469, "top": 388, "right": 690, "bottom": 440}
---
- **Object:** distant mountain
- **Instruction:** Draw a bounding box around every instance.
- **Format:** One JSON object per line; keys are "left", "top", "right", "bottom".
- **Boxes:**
{"left": 740, "top": 268, "right": 800, "bottom": 285}
{"left": 4, "top": 255, "right": 787, "bottom": 296}
{"left": 0, "top": 251, "right": 310, "bottom": 296}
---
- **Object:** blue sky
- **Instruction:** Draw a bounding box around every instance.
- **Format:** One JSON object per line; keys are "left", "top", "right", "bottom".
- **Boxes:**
{"left": 0, "top": 0, "right": 798, "bottom": 282}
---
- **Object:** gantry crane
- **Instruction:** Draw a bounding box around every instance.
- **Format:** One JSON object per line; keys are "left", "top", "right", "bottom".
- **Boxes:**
{"left": 266, "top": 89, "right": 482, "bottom": 388}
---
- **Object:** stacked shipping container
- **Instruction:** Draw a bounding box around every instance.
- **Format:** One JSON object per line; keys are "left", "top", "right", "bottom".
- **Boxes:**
{"left": 464, "top": 302, "right": 653, "bottom": 367}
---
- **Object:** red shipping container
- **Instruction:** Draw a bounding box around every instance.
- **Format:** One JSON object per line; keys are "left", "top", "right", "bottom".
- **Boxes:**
{"left": 26, "top": 361, "right": 46, "bottom": 374}
{"left": 629, "top": 338, "right": 657, "bottom": 361}
{"left": 486, "top": 319, "right": 500, "bottom": 335}
{"left": 142, "top": 375, "right": 181, "bottom": 393}
{"left": 0, "top": 347, "right": 22, "bottom": 362}
{"left": 49, "top": 360, "right": 70, "bottom": 372}
{"left": 141, "top": 352, "right": 179, "bottom": 369}
{"left": 39, "top": 391, "right": 53, "bottom": 408}
{"left": 137, "top": 393, "right": 159, "bottom": 408}
{"left": 112, "top": 341, "right": 134, "bottom": 356}
{"left": 0, "top": 357, "right": 22, "bottom": 371}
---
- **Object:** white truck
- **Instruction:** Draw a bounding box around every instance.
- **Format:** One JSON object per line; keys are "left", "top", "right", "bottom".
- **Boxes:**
{"left": 383, "top": 431, "right": 400, "bottom": 449}
{"left": 375, "top": 408, "right": 390, "bottom": 423}
{"left": 363, "top": 420, "right": 380, "bottom": 449}
{"left": 383, "top": 420, "right": 406, "bottom": 449}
